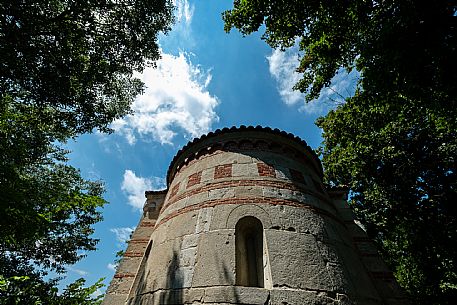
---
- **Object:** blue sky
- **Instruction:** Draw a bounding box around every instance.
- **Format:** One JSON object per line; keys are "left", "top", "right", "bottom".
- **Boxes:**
{"left": 60, "top": 0, "right": 358, "bottom": 296}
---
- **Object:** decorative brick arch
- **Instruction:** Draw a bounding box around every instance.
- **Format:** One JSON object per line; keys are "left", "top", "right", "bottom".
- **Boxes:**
{"left": 225, "top": 204, "right": 272, "bottom": 229}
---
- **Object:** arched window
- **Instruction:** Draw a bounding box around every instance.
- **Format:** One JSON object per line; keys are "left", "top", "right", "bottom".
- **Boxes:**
{"left": 235, "top": 216, "right": 264, "bottom": 287}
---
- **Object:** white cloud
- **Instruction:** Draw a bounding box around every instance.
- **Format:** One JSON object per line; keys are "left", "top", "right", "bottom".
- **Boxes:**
{"left": 164, "top": 0, "right": 195, "bottom": 47}
{"left": 268, "top": 48, "right": 304, "bottom": 106}
{"left": 107, "top": 263, "right": 117, "bottom": 272}
{"left": 174, "top": 0, "right": 194, "bottom": 25}
{"left": 110, "top": 227, "right": 135, "bottom": 244}
{"left": 66, "top": 265, "right": 88, "bottom": 276}
{"left": 91, "top": 288, "right": 104, "bottom": 298}
{"left": 267, "top": 48, "right": 359, "bottom": 114}
{"left": 121, "top": 170, "right": 166, "bottom": 209}
{"left": 113, "top": 53, "right": 219, "bottom": 145}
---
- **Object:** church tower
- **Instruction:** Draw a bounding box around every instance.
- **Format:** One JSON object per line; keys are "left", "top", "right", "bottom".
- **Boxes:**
{"left": 103, "top": 126, "right": 408, "bottom": 305}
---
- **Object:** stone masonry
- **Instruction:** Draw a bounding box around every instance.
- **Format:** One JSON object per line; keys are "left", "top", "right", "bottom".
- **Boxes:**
{"left": 102, "top": 126, "right": 409, "bottom": 305}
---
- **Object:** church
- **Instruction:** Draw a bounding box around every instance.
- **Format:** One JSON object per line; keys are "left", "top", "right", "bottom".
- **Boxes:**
{"left": 102, "top": 126, "right": 408, "bottom": 305}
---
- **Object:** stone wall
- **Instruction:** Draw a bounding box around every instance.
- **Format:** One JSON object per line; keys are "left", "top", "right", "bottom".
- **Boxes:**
{"left": 103, "top": 127, "right": 408, "bottom": 305}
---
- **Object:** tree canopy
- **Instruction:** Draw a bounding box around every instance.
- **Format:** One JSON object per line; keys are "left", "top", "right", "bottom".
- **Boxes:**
{"left": 0, "top": 0, "right": 174, "bottom": 303}
{"left": 224, "top": 1, "right": 456, "bottom": 304}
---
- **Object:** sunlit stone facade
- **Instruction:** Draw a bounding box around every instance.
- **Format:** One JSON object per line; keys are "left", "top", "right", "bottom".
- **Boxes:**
{"left": 103, "top": 126, "right": 408, "bottom": 305}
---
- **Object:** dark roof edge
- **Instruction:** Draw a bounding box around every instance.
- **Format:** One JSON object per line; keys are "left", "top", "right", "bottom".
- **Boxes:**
{"left": 145, "top": 190, "right": 168, "bottom": 197}
{"left": 166, "top": 125, "right": 323, "bottom": 186}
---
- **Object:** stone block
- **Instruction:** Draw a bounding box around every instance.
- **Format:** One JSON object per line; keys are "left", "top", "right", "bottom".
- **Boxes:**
{"left": 167, "top": 196, "right": 188, "bottom": 214}
{"left": 195, "top": 207, "right": 213, "bottom": 233}
{"left": 101, "top": 293, "right": 128, "bottom": 305}
{"left": 151, "top": 223, "right": 169, "bottom": 245}
{"left": 266, "top": 205, "right": 325, "bottom": 236}
{"left": 200, "top": 167, "right": 214, "bottom": 183}
{"left": 234, "top": 185, "right": 263, "bottom": 198}
{"left": 232, "top": 163, "right": 258, "bottom": 177}
{"left": 116, "top": 256, "right": 142, "bottom": 274}
{"left": 131, "top": 227, "right": 154, "bottom": 240}
{"left": 212, "top": 151, "right": 244, "bottom": 165}
{"left": 316, "top": 240, "right": 341, "bottom": 264}
{"left": 105, "top": 276, "right": 134, "bottom": 295}
{"left": 334, "top": 242, "right": 380, "bottom": 300}
{"left": 179, "top": 247, "right": 197, "bottom": 266}
{"left": 208, "top": 187, "right": 235, "bottom": 200}
{"left": 269, "top": 288, "right": 337, "bottom": 305}
{"left": 203, "top": 286, "right": 269, "bottom": 304}
{"left": 181, "top": 233, "right": 199, "bottom": 249}
{"left": 171, "top": 266, "right": 194, "bottom": 288}
{"left": 209, "top": 204, "right": 237, "bottom": 230}
{"left": 266, "top": 230, "right": 333, "bottom": 291}
{"left": 164, "top": 211, "right": 198, "bottom": 241}
{"left": 142, "top": 239, "right": 182, "bottom": 293}
{"left": 192, "top": 229, "right": 235, "bottom": 287}
{"left": 185, "top": 191, "right": 208, "bottom": 207}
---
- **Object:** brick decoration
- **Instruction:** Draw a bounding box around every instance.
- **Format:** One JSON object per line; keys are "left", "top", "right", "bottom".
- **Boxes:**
{"left": 170, "top": 182, "right": 180, "bottom": 198}
{"left": 162, "top": 179, "right": 335, "bottom": 212}
{"left": 257, "top": 162, "right": 276, "bottom": 177}
{"left": 289, "top": 168, "right": 306, "bottom": 184}
{"left": 129, "top": 239, "right": 150, "bottom": 244}
{"left": 124, "top": 251, "right": 144, "bottom": 257}
{"left": 140, "top": 221, "right": 155, "bottom": 227}
{"left": 187, "top": 171, "right": 202, "bottom": 188}
{"left": 214, "top": 164, "right": 232, "bottom": 179}
{"left": 154, "top": 196, "right": 345, "bottom": 232}
{"left": 114, "top": 273, "right": 136, "bottom": 278}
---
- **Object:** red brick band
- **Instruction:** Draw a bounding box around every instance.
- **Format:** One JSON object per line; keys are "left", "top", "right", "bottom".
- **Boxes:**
{"left": 257, "top": 163, "right": 276, "bottom": 177}
{"left": 170, "top": 139, "right": 322, "bottom": 184}
{"left": 140, "top": 222, "right": 155, "bottom": 227}
{"left": 170, "top": 182, "right": 180, "bottom": 198}
{"left": 128, "top": 239, "right": 150, "bottom": 244}
{"left": 114, "top": 273, "right": 136, "bottom": 278}
{"left": 124, "top": 251, "right": 144, "bottom": 257}
{"left": 187, "top": 171, "right": 202, "bottom": 188}
{"left": 154, "top": 196, "right": 345, "bottom": 231}
{"left": 214, "top": 163, "right": 232, "bottom": 179}
{"left": 162, "top": 178, "right": 335, "bottom": 212}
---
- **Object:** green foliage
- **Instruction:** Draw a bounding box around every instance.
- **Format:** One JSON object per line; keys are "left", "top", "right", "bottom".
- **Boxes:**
{"left": 224, "top": 1, "right": 457, "bottom": 304}
{"left": 1, "top": 0, "right": 174, "bottom": 303}
{"left": 316, "top": 94, "right": 457, "bottom": 304}
{"left": 0, "top": 275, "right": 104, "bottom": 305}
{"left": 224, "top": 1, "right": 457, "bottom": 103}
{"left": 1, "top": 0, "right": 173, "bottom": 137}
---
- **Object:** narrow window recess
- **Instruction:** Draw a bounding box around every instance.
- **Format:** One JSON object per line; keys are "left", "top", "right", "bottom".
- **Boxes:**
{"left": 235, "top": 216, "right": 264, "bottom": 287}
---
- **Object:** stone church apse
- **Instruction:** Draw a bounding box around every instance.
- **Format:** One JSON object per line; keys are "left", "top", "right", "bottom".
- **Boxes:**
{"left": 102, "top": 126, "right": 408, "bottom": 305}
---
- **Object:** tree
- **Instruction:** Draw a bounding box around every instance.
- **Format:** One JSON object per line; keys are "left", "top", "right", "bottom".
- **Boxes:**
{"left": 1, "top": 0, "right": 174, "bottom": 303}
{"left": 0, "top": 275, "right": 105, "bottom": 305}
{"left": 224, "top": 1, "right": 457, "bottom": 304}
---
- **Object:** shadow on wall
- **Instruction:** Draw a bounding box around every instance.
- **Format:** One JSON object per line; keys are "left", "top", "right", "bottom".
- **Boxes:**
{"left": 220, "top": 254, "right": 242, "bottom": 305}
{"left": 127, "top": 249, "right": 183, "bottom": 305}
{"left": 163, "top": 251, "right": 183, "bottom": 304}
